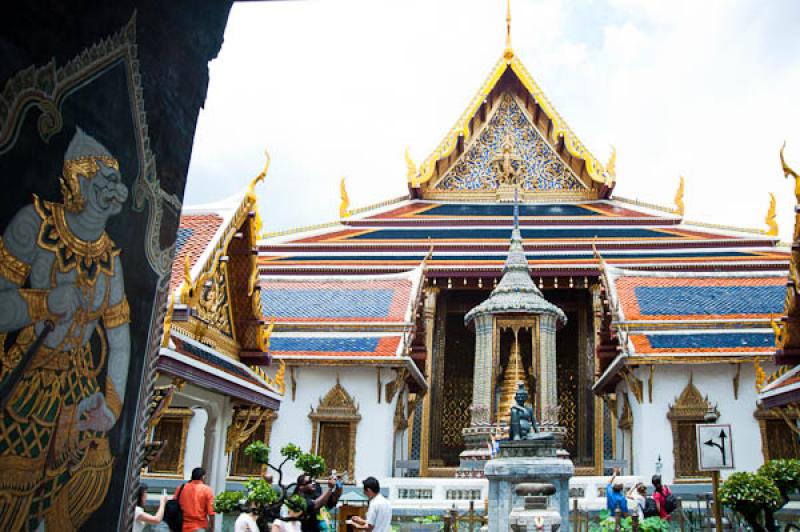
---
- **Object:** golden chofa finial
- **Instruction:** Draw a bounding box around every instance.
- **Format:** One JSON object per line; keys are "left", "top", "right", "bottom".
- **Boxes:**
{"left": 339, "top": 177, "right": 351, "bottom": 218}
{"left": 405, "top": 147, "right": 419, "bottom": 187}
{"left": 765, "top": 192, "right": 779, "bottom": 236}
{"left": 180, "top": 253, "right": 193, "bottom": 304}
{"left": 674, "top": 176, "right": 685, "bottom": 217}
{"left": 606, "top": 146, "right": 616, "bottom": 179}
{"left": 503, "top": 0, "right": 514, "bottom": 61}
{"left": 247, "top": 149, "right": 271, "bottom": 204}
{"left": 781, "top": 142, "right": 800, "bottom": 203}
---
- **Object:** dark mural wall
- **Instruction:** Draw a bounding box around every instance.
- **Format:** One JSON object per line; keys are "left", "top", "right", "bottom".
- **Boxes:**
{"left": 0, "top": 2, "right": 232, "bottom": 530}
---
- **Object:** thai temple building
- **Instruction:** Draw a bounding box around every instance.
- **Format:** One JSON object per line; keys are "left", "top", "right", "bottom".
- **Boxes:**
{"left": 255, "top": 14, "right": 795, "bottom": 498}
{"left": 142, "top": 6, "right": 800, "bottom": 511}
{"left": 142, "top": 177, "right": 285, "bottom": 494}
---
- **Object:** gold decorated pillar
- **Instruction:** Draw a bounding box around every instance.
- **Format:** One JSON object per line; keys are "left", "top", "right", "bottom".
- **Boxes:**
{"left": 419, "top": 287, "right": 438, "bottom": 476}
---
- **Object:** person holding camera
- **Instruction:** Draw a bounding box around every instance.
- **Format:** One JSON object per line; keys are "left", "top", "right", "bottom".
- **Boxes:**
{"left": 293, "top": 472, "right": 342, "bottom": 532}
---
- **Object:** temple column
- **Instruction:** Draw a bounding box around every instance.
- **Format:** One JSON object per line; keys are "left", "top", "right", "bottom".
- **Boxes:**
{"left": 183, "top": 406, "right": 208, "bottom": 479}
{"left": 420, "top": 287, "right": 438, "bottom": 476}
{"left": 539, "top": 314, "right": 558, "bottom": 423}
{"left": 471, "top": 313, "right": 495, "bottom": 423}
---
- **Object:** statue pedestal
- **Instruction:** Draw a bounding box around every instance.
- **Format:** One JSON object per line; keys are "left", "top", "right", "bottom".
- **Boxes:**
{"left": 457, "top": 423, "right": 505, "bottom": 478}
{"left": 484, "top": 435, "right": 574, "bottom": 532}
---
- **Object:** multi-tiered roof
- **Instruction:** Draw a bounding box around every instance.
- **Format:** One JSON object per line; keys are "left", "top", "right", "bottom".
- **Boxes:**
{"left": 257, "top": 14, "right": 789, "bottom": 378}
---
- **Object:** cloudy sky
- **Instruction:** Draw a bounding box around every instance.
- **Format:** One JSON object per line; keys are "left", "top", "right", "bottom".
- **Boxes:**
{"left": 185, "top": 0, "right": 800, "bottom": 238}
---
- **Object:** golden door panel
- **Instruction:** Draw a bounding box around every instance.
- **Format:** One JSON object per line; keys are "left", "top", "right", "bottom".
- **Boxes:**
{"left": 319, "top": 422, "right": 351, "bottom": 476}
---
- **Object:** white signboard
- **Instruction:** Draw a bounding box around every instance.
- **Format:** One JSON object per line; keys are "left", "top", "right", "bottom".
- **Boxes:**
{"left": 696, "top": 424, "right": 734, "bottom": 471}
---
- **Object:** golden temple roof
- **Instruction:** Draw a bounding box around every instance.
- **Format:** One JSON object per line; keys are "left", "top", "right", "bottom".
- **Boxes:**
{"left": 409, "top": 51, "right": 612, "bottom": 192}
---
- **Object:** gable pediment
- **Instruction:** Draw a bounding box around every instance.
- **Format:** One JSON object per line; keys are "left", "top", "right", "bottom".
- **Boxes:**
{"left": 431, "top": 92, "right": 588, "bottom": 195}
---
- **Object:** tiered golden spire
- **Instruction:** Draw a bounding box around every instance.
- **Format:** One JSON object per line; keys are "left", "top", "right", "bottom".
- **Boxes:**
{"left": 497, "top": 330, "right": 529, "bottom": 423}
{"left": 503, "top": 0, "right": 514, "bottom": 61}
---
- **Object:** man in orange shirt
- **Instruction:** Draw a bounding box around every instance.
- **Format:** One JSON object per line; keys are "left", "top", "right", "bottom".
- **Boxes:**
{"left": 177, "top": 467, "right": 215, "bottom": 532}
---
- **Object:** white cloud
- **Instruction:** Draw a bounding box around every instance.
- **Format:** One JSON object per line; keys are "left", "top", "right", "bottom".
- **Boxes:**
{"left": 185, "top": 0, "right": 800, "bottom": 239}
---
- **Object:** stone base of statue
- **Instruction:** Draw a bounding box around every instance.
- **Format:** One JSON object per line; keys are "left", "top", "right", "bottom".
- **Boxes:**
{"left": 457, "top": 423, "right": 506, "bottom": 478}
{"left": 484, "top": 431, "right": 574, "bottom": 532}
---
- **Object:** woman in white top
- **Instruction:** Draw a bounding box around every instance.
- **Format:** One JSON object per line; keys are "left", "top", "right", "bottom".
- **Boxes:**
{"left": 133, "top": 483, "right": 167, "bottom": 532}
{"left": 234, "top": 501, "right": 261, "bottom": 532}
{"left": 626, "top": 482, "right": 648, "bottom": 521}
{"left": 271, "top": 497, "right": 305, "bottom": 532}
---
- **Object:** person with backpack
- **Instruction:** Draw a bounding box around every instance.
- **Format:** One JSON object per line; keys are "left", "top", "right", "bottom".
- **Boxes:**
{"left": 627, "top": 482, "right": 659, "bottom": 520}
{"left": 605, "top": 468, "right": 629, "bottom": 517}
{"left": 652, "top": 474, "right": 677, "bottom": 519}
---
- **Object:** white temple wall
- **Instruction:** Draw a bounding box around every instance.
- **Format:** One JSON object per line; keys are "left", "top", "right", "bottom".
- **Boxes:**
{"left": 268, "top": 364, "right": 400, "bottom": 484}
{"left": 617, "top": 363, "right": 764, "bottom": 485}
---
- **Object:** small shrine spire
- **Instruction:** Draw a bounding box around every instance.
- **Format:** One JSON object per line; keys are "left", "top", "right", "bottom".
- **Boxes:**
{"left": 513, "top": 185, "right": 519, "bottom": 230}
{"left": 504, "top": 0, "right": 514, "bottom": 61}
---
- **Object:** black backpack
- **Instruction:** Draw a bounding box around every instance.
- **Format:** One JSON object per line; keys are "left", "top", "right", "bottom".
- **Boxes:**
{"left": 642, "top": 496, "right": 659, "bottom": 518}
{"left": 663, "top": 492, "right": 678, "bottom": 514}
{"left": 163, "top": 483, "right": 185, "bottom": 532}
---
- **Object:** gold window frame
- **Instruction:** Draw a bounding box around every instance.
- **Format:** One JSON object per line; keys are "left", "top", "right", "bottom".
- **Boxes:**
{"left": 144, "top": 407, "right": 193, "bottom": 477}
{"left": 309, "top": 380, "right": 361, "bottom": 481}
{"left": 666, "top": 377, "right": 716, "bottom": 482}
{"left": 228, "top": 409, "right": 278, "bottom": 479}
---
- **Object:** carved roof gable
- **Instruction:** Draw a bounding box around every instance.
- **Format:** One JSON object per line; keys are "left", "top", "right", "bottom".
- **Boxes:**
{"left": 432, "top": 92, "right": 587, "bottom": 194}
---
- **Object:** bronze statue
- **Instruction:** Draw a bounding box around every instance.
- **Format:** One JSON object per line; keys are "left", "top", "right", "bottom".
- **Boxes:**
{"left": 509, "top": 381, "right": 538, "bottom": 440}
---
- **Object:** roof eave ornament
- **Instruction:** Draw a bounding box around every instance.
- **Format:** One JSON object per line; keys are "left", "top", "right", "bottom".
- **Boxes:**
{"left": 503, "top": 0, "right": 514, "bottom": 62}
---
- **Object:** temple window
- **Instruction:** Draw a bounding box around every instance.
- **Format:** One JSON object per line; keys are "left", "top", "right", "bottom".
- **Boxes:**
{"left": 228, "top": 409, "right": 277, "bottom": 478}
{"left": 617, "top": 393, "right": 634, "bottom": 473}
{"left": 309, "top": 380, "right": 361, "bottom": 480}
{"left": 755, "top": 407, "right": 800, "bottom": 461}
{"left": 667, "top": 376, "right": 717, "bottom": 480}
{"left": 146, "top": 408, "right": 193, "bottom": 476}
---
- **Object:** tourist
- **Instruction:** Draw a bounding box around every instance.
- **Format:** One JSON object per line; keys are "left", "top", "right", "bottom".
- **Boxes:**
{"left": 271, "top": 496, "right": 307, "bottom": 532}
{"left": 351, "top": 477, "right": 392, "bottom": 532}
{"left": 626, "top": 482, "right": 648, "bottom": 521}
{"left": 134, "top": 484, "right": 167, "bottom": 532}
{"left": 235, "top": 500, "right": 260, "bottom": 532}
{"left": 605, "top": 468, "right": 629, "bottom": 517}
{"left": 293, "top": 473, "right": 342, "bottom": 532}
{"left": 178, "top": 467, "right": 216, "bottom": 532}
{"left": 652, "top": 475, "right": 674, "bottom": 519}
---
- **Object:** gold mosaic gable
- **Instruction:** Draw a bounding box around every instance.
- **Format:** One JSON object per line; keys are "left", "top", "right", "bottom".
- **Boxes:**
{"left": 432, "top": 93, "right": 586, "bottom": 194}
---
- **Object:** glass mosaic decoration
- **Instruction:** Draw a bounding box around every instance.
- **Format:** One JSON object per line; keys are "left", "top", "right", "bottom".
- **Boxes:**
{"left": 436, "top": 93, "right": 585, "bottom": 192}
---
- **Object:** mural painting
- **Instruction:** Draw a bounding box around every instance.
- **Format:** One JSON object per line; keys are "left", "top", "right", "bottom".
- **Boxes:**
{"left": 0, "top": 17, "right": 178, "bottom": 531}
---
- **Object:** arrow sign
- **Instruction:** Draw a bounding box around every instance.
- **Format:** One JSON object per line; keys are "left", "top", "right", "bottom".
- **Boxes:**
{"left": 697, "top": 424, "right": 734, "bottom": 471}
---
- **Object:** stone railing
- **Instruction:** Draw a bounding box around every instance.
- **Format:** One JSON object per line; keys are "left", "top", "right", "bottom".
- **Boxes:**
{"left": 383, "top": 475, "right": 642, "bottom": 513}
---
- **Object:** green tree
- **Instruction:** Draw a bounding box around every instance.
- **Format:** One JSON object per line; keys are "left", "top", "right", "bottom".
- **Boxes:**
{"left": 718, "top": 472, "right": 782, "bottom": 532}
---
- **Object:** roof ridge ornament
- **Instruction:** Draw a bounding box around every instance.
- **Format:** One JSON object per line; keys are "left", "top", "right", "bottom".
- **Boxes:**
{"left": 781, "top": 141, "right": 800, "bottom": 203}
{"left": 674, "top": 175, "right": 685, "bottom": 217}
{"left": 504, "top": 0, "right": 514, "bottom": 62}
{"left": 247, "top": 149, "right": 271, "bottom": 204}
{"left": 405, "top": 147, "right": 419, "bottom": 188}
{"left": 765, "top": 192, "right": 778, "bottom": 236}
{"left": 339, "top": 177, "right": 351, "bottom": 219}
{"left": 606, "top": 146, "right": 616, "bottom": 180}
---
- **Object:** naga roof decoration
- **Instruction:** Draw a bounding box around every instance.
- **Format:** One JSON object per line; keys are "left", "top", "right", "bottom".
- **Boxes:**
{"left": 593, "top": 265, "right": 785, "bottom": 394}
{"left": 409, "top": 48, "right": 612, "bottom": 200}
